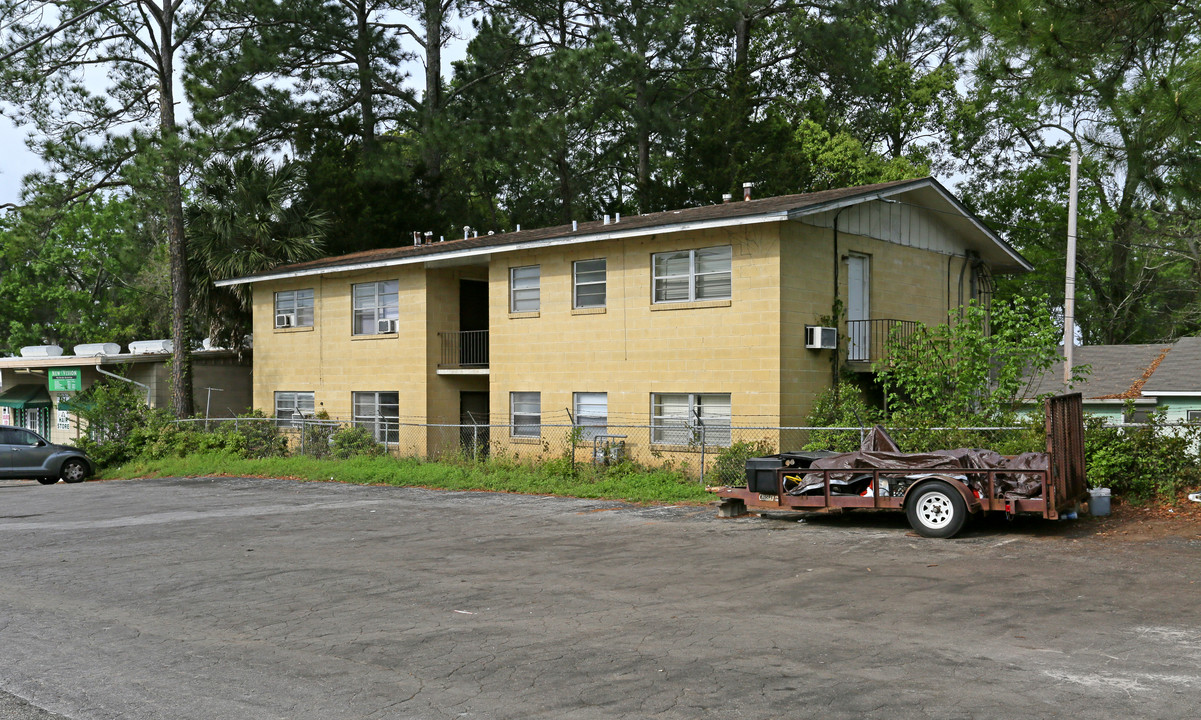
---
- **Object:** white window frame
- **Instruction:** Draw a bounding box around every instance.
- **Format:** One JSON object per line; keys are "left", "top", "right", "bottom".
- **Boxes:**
{"left": 353, "top": 391, "right": 399, "bottom": 442}
{"left": 274, "top": 289, "right": 315, "bottom": 328}
{"left": 352, "top": 280, "right": 399, "bottom": 335}
{"left": 573, "top": 392, "right": 608, "bottom": 441}
{"left": 510, "top": 392, "right": 541, "bottom": 438}
{"left": 651, "top": 393, "right": 731, "bottom": 446}
{"left": 573, "top": 258, "right": 607, "bottom": 309}
{"left": 274, "top": 391, "right": 316, "bottom": 426}
{"left": 652, "top": 246, "right": 732, "bottom": 304}
{"left": 510, "top": 266, "right": 541, "bottom": 313}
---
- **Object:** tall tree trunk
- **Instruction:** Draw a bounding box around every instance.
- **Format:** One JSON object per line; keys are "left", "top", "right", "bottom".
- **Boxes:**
{"left": 635, "top": 74, "right": 651, "bottom": 212}
{"left": 160, "top": 3, "right": 193, "bottom": 417}
{"left": 356, "top": 0, "right": 378, "bottom": 157}
{"left": 422, "top": 0, "right": 444, "bottom": 189}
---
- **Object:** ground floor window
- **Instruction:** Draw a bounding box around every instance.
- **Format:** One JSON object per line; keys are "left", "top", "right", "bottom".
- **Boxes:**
{"left": 274, "top": 392, "right": 316, "bottom": 426}
{"left": 510, "top": 392, "right": 541, "bottom": 437}
{"left": 651, "top": 393, "right": 731, "bottom": 446}
{"left": 353, "top": 391, "right": 399, "bottom": 443}
{"left": 1, "top": 407, "right": 50, "bottom": 437}
{"left": 573, "top": 392, "right": 607, "bottom": 441}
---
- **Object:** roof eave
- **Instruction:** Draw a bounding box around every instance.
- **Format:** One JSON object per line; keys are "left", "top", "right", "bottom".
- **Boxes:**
{"left": 215, "top": 211, "right": 791, "bottom": 287}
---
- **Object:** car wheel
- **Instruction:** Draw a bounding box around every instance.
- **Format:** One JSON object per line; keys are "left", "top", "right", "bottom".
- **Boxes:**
{"left": 37, "top": 477, "right": 58, "bottom": 485}
{"left": 906, "top": 480, "right": 967, "bottom": 539}
{"left": 61, "top": 459, "right": 89, "bottom": 484}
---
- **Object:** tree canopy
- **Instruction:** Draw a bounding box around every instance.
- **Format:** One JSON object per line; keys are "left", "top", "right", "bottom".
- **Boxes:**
{"left": 2, "top": 0, "right": 1201, "bottom": 415}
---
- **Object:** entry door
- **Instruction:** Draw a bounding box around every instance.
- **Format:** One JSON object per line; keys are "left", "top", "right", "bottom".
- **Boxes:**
{"left": 459, "top": 280, "right": 489, "bottom": 366}
{"left": 846, "top": 254, "right": 870, "bottom": 361}
{"left": 459, "top": 391, "right": 490, "bottom": 458}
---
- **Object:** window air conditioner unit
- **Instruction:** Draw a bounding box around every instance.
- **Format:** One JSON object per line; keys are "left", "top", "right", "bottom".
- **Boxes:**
{"left": 377, "top": 318, "right": 398, "bottom": 334}
{"left": 275, "top": 313, "right": 295, "bottom": 328}
{"left": 805, "top": 325, "right": 837, "bottom": 350}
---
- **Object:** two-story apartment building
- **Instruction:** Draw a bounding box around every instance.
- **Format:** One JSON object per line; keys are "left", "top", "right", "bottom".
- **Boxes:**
{"left": 217, "top": 178, "right": 1030, "bottom": 458}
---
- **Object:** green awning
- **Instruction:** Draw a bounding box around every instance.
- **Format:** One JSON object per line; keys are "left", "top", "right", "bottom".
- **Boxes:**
{"left": 0, "top": 384, "right": 53, "bottom": 410}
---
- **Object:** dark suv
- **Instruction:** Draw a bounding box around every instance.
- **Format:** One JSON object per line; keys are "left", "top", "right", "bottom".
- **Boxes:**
{"left": 0, "top": 426, "right": 92, "bottom": 484}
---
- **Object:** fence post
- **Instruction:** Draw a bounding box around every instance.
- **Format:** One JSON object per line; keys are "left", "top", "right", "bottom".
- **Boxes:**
{"left": 472, "top": 421, "right": 479, "bottom": 463}
{"left": 699, "top": 423, "right": 707, "bottom": 484}
{"left": 300, "top": 418, "right": 306, "bottom": 456}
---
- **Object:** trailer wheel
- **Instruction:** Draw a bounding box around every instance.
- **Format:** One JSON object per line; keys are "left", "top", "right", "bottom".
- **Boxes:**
{"left": 906, "top": 481, "right": 967, "bottom": 538}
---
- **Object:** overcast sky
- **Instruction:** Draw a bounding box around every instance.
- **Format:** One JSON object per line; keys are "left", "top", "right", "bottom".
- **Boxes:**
{"left": 0, "top": 115, "right": 37, "bottom": 206}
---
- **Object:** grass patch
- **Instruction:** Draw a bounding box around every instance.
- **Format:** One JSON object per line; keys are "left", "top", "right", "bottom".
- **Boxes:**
{"left": 101, "top": 452, "right": 713, "bottom": 505}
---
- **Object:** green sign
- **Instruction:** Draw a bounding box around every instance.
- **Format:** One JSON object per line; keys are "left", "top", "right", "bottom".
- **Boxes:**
{"left": 49, "top": 367, "right": 82, "bottom": 392}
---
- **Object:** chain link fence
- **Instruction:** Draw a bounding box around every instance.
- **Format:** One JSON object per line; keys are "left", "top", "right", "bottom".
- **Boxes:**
{"left": 175, "top": 417, "right": 1042, "bottom": 485}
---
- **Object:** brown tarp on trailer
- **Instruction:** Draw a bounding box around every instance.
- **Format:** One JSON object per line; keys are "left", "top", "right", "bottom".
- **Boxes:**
{"left": 790, "top": 427, "right": 1049, "bottom": 499}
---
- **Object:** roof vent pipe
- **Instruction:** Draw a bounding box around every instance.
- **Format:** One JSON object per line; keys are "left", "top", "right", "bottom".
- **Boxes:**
{"left": 615, "top": 213, "right": 620, "bottom": 223}
{"left": 473, "top": 230, "right": 478, "bottom": 238}
{"left": 722, "top": 193, "right": 732, "bottom": 203}
{"left": 516, "top": 224, "right": 521, "bottom": 232}
{"left": 488, "top": 230, "right": 495, "bottom": 235}
{"left": 463, "top": 225, "right": 471, "bottom": 240}
{"left": 572, "top": 220, "right": 578, "bottom": 231}
{"left": 412, "top": 231, "right": 421, "bottom": 246}
{"left": 424, "top": 232, "right": 433, "bottom": 244}
{"left": 743, "top": 182, "right": 753, "bottom": 201}
{"left": 603, "top": 214, "right": 610, "bottom": 225}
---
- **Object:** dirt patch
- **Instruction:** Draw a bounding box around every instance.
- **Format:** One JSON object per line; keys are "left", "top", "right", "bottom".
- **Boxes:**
{"left": 1083, "top": 493, "right": 1201, "bottom": 542}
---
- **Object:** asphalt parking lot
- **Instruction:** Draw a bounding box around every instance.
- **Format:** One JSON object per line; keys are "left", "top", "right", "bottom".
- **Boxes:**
{"left": 1, "top": 476, "right": 1199, "bottom": 720}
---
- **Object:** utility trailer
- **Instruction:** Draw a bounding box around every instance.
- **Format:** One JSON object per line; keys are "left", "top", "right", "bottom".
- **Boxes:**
{"left": 708, "top": 393, "right": 1088, "bottom": 538}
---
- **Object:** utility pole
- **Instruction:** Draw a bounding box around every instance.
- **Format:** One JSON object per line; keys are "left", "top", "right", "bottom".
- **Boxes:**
{"left": 1064, "top": 146, "right": 1079, "bottom": 387}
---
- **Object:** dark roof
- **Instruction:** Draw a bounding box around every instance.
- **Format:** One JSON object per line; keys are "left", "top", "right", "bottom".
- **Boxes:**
{"left": 1027, "top": 343, "right": 1172, "bottom": 400}
{"left": 1142, "top": 336, "right": 1201, "bottom": 394}
{"left": 219, "top": 177, "right": 1029, "bottom": 285}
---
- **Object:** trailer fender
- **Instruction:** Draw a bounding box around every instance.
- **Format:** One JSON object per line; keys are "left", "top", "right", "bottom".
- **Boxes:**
{"left": 902, "top": 475, "right": 982, "bottom": 515}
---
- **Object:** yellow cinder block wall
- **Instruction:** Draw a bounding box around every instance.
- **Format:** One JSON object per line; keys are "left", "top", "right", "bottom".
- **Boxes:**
{"left": 251, "top": 218, "right": 998, "bottom": 461}
{"left": 488, "top": 224, "right": 794, "bottom": 454}
{"left": 252, "top": 271, "right": 429, "bottom": 422}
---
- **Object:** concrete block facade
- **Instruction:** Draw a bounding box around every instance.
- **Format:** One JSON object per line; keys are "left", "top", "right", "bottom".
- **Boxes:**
{"left": 233, "top": 179, "right": 1029, "bottom": 461}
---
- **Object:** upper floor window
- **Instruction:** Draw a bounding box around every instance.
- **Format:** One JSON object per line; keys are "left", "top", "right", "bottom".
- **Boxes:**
{"left": 652, "top": 246, "right": 732, "bottom": 303}
{"left": 510, "top": 266, "right": 540, "bottom": 313}
{"left": 274, "top": 289, "right": 314, "bottom": 328}
{"left": 573, "top": 259, "right": 606, "bottom": 309}
{"left": 274, "top": 391, "right": 315, "bottom": 426}
{"left": 353, "top": 280, "right": 399, "bottom": 335}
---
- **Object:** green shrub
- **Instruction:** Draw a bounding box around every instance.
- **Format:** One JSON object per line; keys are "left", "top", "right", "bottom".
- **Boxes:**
{"left": 1084, "top": 409, "right": 1201, "bottom": 501}
{"left": 710, "top": 439, "right": 776, "bottom": 484}
{"left": 330, "top": 425, "right": 385, "bottom": 459}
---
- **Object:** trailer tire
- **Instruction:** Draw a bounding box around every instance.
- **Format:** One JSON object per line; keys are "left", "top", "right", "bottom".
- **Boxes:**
{"left": 906, "top": 481, "right": 967, "bottom": 538}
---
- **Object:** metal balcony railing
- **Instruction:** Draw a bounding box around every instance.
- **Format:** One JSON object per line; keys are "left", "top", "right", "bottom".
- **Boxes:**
{"left": 845, "top": 319, "right": 920, "bottom": 364}
{"left": 439, "top": 330, "right": 489, "bottom": 368}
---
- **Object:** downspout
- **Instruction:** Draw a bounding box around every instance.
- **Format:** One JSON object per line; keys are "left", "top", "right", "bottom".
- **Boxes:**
{"left": 832, "top": 209, "right": 846, "bottom": 389}
{"left": 957, "top": 253, "right": 971, "bottom": 316}
{"left": 947, "top": 255, "right": 954, "bottom": 316}
{"left": 97, "top": 367, "right": 152, "bottom": 406}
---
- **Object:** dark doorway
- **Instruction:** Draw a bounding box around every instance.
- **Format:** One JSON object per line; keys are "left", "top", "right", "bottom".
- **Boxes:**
{"left": 460, "top": 391, "right": 490, "bottom": 459}
{"left": 460, "top": 280, "right": 488, "bottom": 331}
{"left": 459, "top": 280, "right": 489, "bottom": 366}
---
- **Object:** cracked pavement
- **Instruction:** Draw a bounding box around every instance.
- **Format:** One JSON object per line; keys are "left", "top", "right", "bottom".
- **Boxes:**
{"left": 0, "top": 476, "right": 1198, "bottom": 719}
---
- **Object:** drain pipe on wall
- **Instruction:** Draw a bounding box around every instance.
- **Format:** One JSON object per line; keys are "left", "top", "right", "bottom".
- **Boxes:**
{"left": 831, "top": 208, "right": 846, "bottom": 389}
{"left": 96, "top": 367, "right": 152, "bottom": 405}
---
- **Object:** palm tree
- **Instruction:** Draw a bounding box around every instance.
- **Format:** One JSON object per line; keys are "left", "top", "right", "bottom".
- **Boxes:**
{"left": 187, "top": 156, "right": 328, "bottom": 352}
